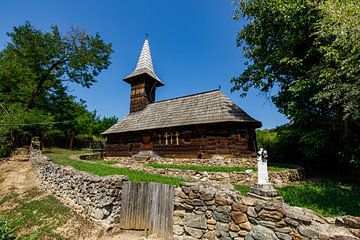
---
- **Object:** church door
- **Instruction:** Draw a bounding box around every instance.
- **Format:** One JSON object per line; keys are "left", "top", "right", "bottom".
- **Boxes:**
{"left": 141, "top": 135, "right": 153, "bottom": 150}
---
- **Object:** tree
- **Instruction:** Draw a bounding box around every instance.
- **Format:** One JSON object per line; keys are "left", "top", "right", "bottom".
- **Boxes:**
{"left": 0, "top": 22, "right": 113, "bottom": 109}
{"left": 231, "top": 0, "right": 360, "bottom": 171}
{"left": 0, "top": 22, "right": 114, "bottom": 155}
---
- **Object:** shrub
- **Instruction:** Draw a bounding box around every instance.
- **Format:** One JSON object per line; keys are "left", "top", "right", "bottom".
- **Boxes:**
{"left": 0, "top": 220, "right": 14, "bottom": 240}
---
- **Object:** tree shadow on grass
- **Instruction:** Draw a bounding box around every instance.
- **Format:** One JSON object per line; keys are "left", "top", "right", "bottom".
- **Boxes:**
{"left": 278, "top": 180, "right": 360, "bottom": 217}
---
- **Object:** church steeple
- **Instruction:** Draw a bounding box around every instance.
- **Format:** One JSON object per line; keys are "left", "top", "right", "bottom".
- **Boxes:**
{"left": 124, "top": 35, "right": 164, "bottom": 113}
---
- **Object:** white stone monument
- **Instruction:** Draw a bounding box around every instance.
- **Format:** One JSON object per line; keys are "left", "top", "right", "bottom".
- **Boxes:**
{"left": 257, "top": 148, "right": 269, "bottom": 184}
{"left": 248, "top": 148, "right": 280, "bottom": 200}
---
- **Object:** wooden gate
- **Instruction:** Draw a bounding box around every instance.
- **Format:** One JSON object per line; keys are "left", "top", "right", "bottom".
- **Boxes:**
{"left": 119, "top": 182, "right": 174, "bottom": 239}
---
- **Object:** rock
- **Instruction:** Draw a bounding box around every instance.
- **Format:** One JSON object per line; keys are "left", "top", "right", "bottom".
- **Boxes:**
{"left": 242, "top": 197, "right": 255, "bottom": 206}
{"left": 281, "top": 205, "right": 311, "bottom": 225}
{"left": 186, "top": 199, "right": 205, "bottom": 206}
{"left": 184, "top": 226, "right": 203, "bottom": 239}
{"left": 230, "top": 231, "right": 239, "bottom": 238}
{"left": 258, "top": 209, "right": 284, "bottom": 221}
{"left": 247, "top": 207, "right": 257, "bottom": 218}
{"left": 255, "top": 204, "right": 263, "bottom": 212}
{"left": 245, "top": 235, "right": 254, "bottom": 240}
{"left": 258, "top": 220, "right": 276, "bottom": 229}
{"left": 350, "top": 228, "right": 360, "bottom": 238}
{"left": 203, "top": 230, "right": 217, "bottom": 240}
{"left": 231, "top": 211, "right": 248, "bottom": 224}
{"left": 201, "top": 192, "right": 215, "bottom": 201}
{"left": 220, "top": 231, "right": 230, "bottom": 237}
{"left": 93, "top": 208, "right": 104, "bottom": 220}
{"left": 208, "top": 224, "right": 216, "bottom": 231}
{"left": 174, "top": 210, "right": 186, "bottom": 217}
{"left": 343, "top": 216, "right": 360, "bottom": 229}
{"left": 216, "top": 222, "right": 229, "bottom": 232}
{"left": 276, "top": 220, "right": 286, "bottom": 228}
{"left": 179, "top": 203, "right": 195, "bottom": 210}
{"left": 298, "top": 225, "right": 318, "bottom": 239}
{"left": 274, "top": 227, "right": 291, "bottom": 234}
{"left": 174, "top": 216, "right": 183, "bottom": 225}
{"left": 207, "top": 218, "right": 217, "bottom": 225}
{"left": 214, "top": 212, "right": 231, "bottom": 223}
{"left": 232, "top": 202, "right": 248, "bottom": 212}
{"left": 249, "top": 225, "right": 278, "bottom": 240}
{"left": 173, "top": 225, "right": 184, "bottom": 235}
{"left": 229, "top": 222, "right": 240, "bottom": 232}
{"left": 175, "top": 189, "right": 188, "bottom": 199}
{"left": 276, "top": 232, "right": 292, "bottom": 240}
{"left": 330, "top": 236, "right": 359, "bottom": 240}
{"left": 239, "top": 230, "right": 249, "bottom": 237}
{"left": 239, "top": 221, "right": 252, "bottom": 231}
{"left": 284, "top": 217, "right": 299, "bottom": 227}
{"left": 217, "top": 205, "right": 232, "bottom": 213}
{"left": 182, "top": 186, "right": 191, "bottom": 194}
{"left": 206, "top": 210, "right": 213, "bottom": 218}
{"left": 184, "top": 214, "right": 207, "bottom": 229}
{"left": 215, "top": 194, "right": 228, "bottom": 206}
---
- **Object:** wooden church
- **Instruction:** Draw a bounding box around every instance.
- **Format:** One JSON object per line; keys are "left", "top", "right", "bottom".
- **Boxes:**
{"left": 102, "top": 37, "right": 262, "bottom": 158}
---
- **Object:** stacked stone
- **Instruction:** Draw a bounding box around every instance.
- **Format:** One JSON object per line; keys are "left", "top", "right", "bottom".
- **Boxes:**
{"left": 173, "top": 182, "right": 252, "bottom": 240}
{"left": 30, "top": 148, "right": 127, "bottom": 229}
{"left": 78, "top": 152, "right": 104, "bottom": 160}
{"left": 236, "top": 197, "right": 359, "bottom": 240}
{"left": 154, "top": 156, "right": 257, "bottom": 168}
{"left": 173, "top": 182, "right": 358, "bottom": 240}
{"left": 147, "top": 167, "right": 304, "bottom": 186}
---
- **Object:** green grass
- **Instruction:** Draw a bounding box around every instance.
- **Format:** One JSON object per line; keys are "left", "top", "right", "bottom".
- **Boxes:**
{"left": 0, "top": 193, "right": 17, "bottom": 206}
{"left": 234, "top": 184, "right": 251, "bottom": 195}
{"left": 0, "top": 189, "right": 70, "bottom": 239}
{"left": 278, "top": 180, "right": 360, "bottom": 217}
{"left": 91, "top": 160, "right": 119, "bottom": 165}
{"left": 45, "top": 148, "right": 185, "bottom": 186}
{"left": 146, "top": 162, "right": 292, "bottom": 172}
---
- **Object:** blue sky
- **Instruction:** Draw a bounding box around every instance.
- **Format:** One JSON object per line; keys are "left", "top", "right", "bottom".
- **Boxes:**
{"left": 0, "top": 0, "right": 288, "bottom": 129}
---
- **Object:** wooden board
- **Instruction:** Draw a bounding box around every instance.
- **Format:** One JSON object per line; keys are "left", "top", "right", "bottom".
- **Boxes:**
{"left": 120, "top": 182, "right": 174, "bottom": 239}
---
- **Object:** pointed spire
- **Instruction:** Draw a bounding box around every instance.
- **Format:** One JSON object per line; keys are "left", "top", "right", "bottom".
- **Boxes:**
{"left": 123, "top": 34, "right": 163, "bottom": 86}
{"left": 134, "top": 36, "right": 154, "bottom": 72}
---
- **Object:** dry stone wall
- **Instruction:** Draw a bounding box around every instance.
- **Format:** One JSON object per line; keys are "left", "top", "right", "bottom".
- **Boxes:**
{"left": 173, "top": 182, "right": 359, "bottom": 240}
{"left": 30, "top": 147, "right": 127, "bottom": 229}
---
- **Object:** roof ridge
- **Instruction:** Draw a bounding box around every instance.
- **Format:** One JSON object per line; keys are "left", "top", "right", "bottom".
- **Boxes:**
{"left": 152, "top": 89, "right": 221, "bottom": 104}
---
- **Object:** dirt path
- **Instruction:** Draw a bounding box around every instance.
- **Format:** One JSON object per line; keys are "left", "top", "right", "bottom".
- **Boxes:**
{"left": 0, "top": 149, "right": 36, "bottom": 198}
{"left": 0, "top": 150, "right": 160, "bottom": 240}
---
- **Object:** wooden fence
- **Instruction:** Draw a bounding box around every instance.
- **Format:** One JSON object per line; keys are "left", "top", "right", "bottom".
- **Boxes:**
{"left": 119, "top": 182, "right": 174, "bottom": 239}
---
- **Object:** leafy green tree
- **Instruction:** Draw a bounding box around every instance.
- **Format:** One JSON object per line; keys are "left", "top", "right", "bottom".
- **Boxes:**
{"left": 0, "top": 22, "right": 114, "bottom": 155}
{"left": 232, "top": 0, "right": 360, "bottom": 171}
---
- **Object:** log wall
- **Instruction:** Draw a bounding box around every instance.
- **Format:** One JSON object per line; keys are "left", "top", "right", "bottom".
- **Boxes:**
{"left": 105, "top": 123, "right": 257, "bottom": 158}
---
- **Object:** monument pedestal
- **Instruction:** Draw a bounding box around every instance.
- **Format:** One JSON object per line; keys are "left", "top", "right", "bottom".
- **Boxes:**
{"left": 248, "top": 184, "right": 283, "bottom": 201}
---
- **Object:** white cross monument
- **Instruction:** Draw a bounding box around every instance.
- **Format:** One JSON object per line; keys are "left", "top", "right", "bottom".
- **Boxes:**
{"left": 248, "top": 148, "right": 281, "bottom": 200}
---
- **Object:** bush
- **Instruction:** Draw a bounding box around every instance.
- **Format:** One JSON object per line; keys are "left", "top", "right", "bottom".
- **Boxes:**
{"left": 0, "top": 220, "right": 14, "bottom": 240}
{"left": 0, "top": 143, "right": 12, "bottom": 158}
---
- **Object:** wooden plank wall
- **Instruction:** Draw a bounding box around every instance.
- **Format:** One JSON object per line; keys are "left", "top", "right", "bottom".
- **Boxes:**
{"left": 120, "top": 182, "right": 174, "bottom": 239}
{"left": 105, "top": 123, "right": 257, "bottom": 158}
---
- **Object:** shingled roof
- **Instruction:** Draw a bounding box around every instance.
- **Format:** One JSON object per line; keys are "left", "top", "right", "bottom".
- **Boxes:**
{"left": 123, "top": 36, "right": 163, "bottom": 86}
{"left": 102, "top": 90, "right": 261, "bottom": 134}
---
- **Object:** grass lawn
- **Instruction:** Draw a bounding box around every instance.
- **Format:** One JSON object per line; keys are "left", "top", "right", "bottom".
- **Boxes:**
{"left": 234, "top": 180, "right": 360, "bottom": 217}
{"left": 278, "top": 180, "right": 360, "bottom": 217}
{"left": 45, "top": 148, "right": 185, "bottom": 186}
{"left": 146, "top": 162, "right": 292, "bottom": 172}
{"left": 0, "top": 189, "right": 72, "bottom": 239}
